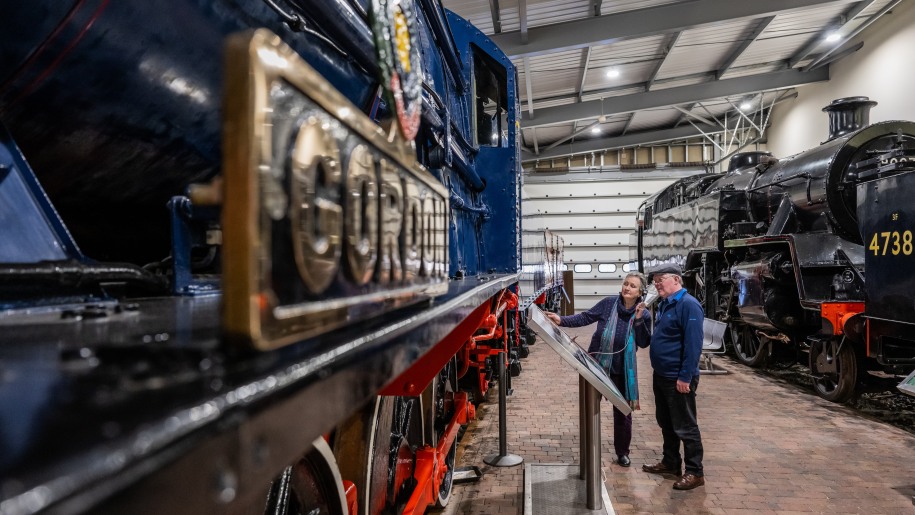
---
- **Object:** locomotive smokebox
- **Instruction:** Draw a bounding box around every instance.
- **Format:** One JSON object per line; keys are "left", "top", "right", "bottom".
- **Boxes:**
{"left": 822, "top": 96, "right": 878, "bottom": 141}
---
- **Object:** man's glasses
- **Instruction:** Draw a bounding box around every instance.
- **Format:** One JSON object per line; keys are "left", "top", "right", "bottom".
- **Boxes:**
{"left": 653, "top": 274, "right": 671, "bottom": 285}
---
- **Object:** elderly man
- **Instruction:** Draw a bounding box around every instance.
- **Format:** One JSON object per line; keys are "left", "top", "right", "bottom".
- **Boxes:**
{"left": 639, "top": 264, "right": 706, "bottom": 490}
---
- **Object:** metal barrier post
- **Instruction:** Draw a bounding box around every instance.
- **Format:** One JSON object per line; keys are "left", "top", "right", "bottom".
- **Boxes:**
{"left": 484, "top": 351, "right": 523, "bottom": 467}
{"left": 583, "top": 382, "right": 602, "bottom": 510}
{"left": 579, "top": 375, "right": 587, "bottom": 479}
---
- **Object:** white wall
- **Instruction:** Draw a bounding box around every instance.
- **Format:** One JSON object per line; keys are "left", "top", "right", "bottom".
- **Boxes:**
{"left": 768, "top": 0, "right": 915, "bottom": 157}
{"left": 522, "top": 168, "right": 704, "bottom": 311}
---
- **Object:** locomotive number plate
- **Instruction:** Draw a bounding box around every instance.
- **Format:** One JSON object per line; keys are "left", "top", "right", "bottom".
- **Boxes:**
{"left": 222, "top": 29, "right": 448, "bottom": 350}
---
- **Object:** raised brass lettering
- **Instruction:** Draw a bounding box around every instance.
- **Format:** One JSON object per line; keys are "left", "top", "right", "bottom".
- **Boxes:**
{"left": 344, "top": 144, "right": 379, "bottom": 285}
{"left": 402, "top": 177, "right": 422, "bottom": 280}
{"left": 420, "top": 192, "right": 435, "bottom": 277}
{"left": 290, "top": 115, "right": 342, "bottom": 294}
{"left": 378, "top": 159, "right": 404, "bottom": 284}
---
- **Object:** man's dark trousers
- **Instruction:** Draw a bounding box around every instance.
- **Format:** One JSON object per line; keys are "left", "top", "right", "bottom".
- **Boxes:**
{"left": 652, "top": 374, "right": 703, "bottom": 476}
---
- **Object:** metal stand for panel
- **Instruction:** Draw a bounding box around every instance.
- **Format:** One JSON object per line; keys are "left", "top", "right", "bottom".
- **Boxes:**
{"left": 484, "top": 351, "right": 523, "bottom": 467}
{"left": 523, "top": 305, "right": 620, "bottom": 515}
{"left": 581, "top": 379, "right": 602, "bottom": 510}
{"left": 579, "top": 376, "right": 586, "bottom": 479}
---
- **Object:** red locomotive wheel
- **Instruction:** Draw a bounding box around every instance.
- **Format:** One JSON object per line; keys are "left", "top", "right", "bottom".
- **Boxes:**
{"left": 426, "top": 359, "right": 458, "bottom": 507}
{"left": 334, "top": 395, "right": 424, "bottom": 514}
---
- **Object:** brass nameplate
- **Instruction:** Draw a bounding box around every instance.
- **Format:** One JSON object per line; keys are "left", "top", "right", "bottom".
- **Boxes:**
{"left": 222, "top": 29, "right": 448, "bottom": 350}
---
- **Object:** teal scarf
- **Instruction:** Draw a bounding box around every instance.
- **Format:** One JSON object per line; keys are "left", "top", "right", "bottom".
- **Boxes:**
{"left": 597, "top": 298, "right": 640, "bottom": 410}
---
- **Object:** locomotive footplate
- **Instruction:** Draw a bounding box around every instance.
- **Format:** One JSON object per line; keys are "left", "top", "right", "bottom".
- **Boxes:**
{"left": 0, "top": 273, "right": 517, "bottom": 514}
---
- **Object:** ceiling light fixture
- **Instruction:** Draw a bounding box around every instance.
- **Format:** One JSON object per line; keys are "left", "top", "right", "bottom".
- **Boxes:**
{"left": 739, "top": 101, "right": 752, "bottom": 111}
{"left": 591, "top": 127, "right": 601, "bottom": 135}
{"left": 825, "top": 32, "right": 841, "bottom": 43}
{"left": 606, "top": 68, "right": 620, "bottom": 78}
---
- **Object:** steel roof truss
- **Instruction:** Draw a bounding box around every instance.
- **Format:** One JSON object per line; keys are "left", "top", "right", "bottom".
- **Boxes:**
{"left": 520, "top": 67, "right": 829, "bottom": 128}
{"left": 492, "top": 0, "right": 855, "bottom": 58}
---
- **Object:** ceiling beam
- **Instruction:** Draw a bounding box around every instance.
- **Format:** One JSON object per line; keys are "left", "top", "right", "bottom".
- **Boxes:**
{"left": 520, "top": 67, "right": 829, "bottom": 128}
{"left": 674, "top": 102, "right": 698, "bottom": 127}
{"left": 543, "top": 120, "right": 603, "bottom": 152}
{"left": 488, "top": 0, "right": 502, "bottom": 33}
{"left": 806, "top": 41, "right": 864, "bottom": 70}
{"left": 590, "top": 0, "right": 602, "bottom": 17}
{"left": 716, "top": 16, "right": 775, "bottom": 79}
{"left": 620, "top": 113, "right": 636, "bottom": 136}
{"left": 646, "top": 32, "right": 682, "bottom": 91}
{"left": 523, "top": 123, "right": 723, "bottom": 162}
{"left": 577, "top": 47, "right": 592, "bottom": 102}
{"left": 523, "top": 57, "right": 535, "bottom": 117}
{"left": 802, "top": 0, "right": 899, "bottom": 71}
{"left": 788, "top": 0, "right": 876, "bottom": 68}
{"left": 529, "top": 128, "right": 539, "bottom": 154}
{"left": 491, "top": 0, "right": 857, "bottom": 57}
{"left": 519, "top": 0, "right": 528, "bottom": 44}
{"left": 674, "top": 105, "right": 716, "bottom": 126}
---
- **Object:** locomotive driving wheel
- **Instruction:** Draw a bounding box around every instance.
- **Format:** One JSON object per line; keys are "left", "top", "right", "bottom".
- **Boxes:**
{"left": 730, "top": 323, "right": 770, "bottom": 367}
{"left": 334, "top": 395, "right": 425, "bottom": 515}
{"left": 810, "top": 337, "right": 857, "bottom": 402}
{"left": 425, "top": 358, "right": 459, "bottom": 507}
{"left": 264, "top": 438, "right": 348, "bottom": 515}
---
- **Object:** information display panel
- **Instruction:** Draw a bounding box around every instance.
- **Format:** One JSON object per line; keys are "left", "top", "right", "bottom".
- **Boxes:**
{"left": 898, "top": 368, "right": 915, "bottom": 398}
{"left": 527, "top": 305, "right": 631, "bottom": 415}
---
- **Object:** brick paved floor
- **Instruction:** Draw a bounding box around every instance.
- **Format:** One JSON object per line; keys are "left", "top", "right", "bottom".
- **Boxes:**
{"left": 433, "top": 326, "right": 915, "bottom": 514}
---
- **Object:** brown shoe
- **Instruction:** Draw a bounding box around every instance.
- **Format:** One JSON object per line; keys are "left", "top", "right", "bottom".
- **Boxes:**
{"left": 641, "top": 462, "right": 682, "bottom": 476}
{"left": 672, "top": 473, "right": 705, "bottom": 490}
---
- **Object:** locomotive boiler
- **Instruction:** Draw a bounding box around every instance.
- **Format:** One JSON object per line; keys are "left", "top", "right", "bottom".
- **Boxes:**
{"left": 0, "top": 1, "right": 528, "bottom": 513}
{"left": 633, "top": 97, "right": 915, "bottom": 402}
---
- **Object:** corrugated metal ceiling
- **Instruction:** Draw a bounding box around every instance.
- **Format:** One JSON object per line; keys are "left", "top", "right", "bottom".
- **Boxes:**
{"left": 442, "top": 0, "right": 901, "bottom": 162}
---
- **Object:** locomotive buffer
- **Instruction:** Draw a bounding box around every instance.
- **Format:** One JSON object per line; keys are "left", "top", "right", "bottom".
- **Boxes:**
{"left": 524, "top": 306, "right": 631, "bottom": 514}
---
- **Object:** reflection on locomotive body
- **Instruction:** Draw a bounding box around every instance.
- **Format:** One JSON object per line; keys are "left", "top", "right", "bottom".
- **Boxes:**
{"left": 633, "top": 97, "right": 915, "bottom": 402}
{"left": 0, "top": 1, "right": 526, "bottom": 514}
{"left": 520, "top": 229, "right": 565, "bottom": 309}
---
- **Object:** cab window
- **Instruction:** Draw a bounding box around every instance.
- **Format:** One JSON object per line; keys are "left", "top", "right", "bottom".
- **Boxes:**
{"left": 473, "top": 48, "right": 508, "bottom": 147}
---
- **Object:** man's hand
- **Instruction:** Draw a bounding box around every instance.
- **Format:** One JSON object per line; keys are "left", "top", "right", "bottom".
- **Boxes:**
{"left": 545, "top": 312, "right": 561, "bottom": 325}
{"left": 676, "top": 379, "right": 691, "bottom": 394}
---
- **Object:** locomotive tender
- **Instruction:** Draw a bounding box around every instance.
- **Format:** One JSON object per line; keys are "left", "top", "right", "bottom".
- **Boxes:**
{"left": 0, "top": 0, "right": 532, "bottom": 513}
{"left": 633, "top": 97, "right": 915, "bottom": 402}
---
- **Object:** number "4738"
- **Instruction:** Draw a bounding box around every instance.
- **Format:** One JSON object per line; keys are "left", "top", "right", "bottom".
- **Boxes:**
{"left": 869, "top": 231, "right": 914, "bottom": 256}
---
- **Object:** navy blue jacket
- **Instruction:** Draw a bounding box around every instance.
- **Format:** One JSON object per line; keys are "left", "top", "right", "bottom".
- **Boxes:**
{"left": 649, "top": 288, "right": 705, "bottom": 382}
{"left": 558, "top": 296, "right": 651, "bottom": 373}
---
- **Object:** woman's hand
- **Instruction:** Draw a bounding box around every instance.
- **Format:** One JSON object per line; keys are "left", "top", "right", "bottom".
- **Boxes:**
{"left": 635, "top": 302, "right": 647, "bottom": 320}
{"left": 545, "top": 312, "right": 561, "bottom": 325}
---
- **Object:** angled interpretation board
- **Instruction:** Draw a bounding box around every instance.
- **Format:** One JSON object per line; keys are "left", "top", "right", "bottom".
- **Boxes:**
{"left": 527, "top": 305, "right": 631, "bottom": 416}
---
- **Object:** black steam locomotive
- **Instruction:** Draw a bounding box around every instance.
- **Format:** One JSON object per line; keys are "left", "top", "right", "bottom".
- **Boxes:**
{"left": 633, "top": 97, "right": 915, "bottom": 402}
{"left": 0, "top": 1, "right": 543, "bottom": 513}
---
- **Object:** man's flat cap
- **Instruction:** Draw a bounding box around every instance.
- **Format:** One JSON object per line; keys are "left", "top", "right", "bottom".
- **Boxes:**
{"left": 647, "top": 263, "right": 682, "bottom": 280}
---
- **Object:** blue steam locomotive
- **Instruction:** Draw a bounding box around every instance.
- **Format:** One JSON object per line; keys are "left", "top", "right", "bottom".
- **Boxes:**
{"left": 0, "top": 0, "right": 532, "bottom": 513}
{"left": 632, "top": 97, "right": 915, "bottom": 403}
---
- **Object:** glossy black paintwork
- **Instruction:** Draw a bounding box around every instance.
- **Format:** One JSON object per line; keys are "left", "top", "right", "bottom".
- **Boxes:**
{"left": 858, "top": 172, "right": 915, "bottom": 324}
{"left": 0, "top": 274, "right": 517, "bottom": 514}
{"left": 0, "top": 0, "right": 377, "bottom": 264}
{"left": 747, "top": 121, "right": 915, "bottom": 243}
{"left": 637, "top": 118, "right": 915, "bottom": 333}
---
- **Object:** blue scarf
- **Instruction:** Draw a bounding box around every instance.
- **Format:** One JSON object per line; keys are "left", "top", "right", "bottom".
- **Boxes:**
{"left": 597, "top": 298, "right": 640, "bottom": 410}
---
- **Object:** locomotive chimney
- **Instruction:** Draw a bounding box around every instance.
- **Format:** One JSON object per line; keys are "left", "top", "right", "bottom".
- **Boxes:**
{"left": 822, "top": 96, "right": 878, "bottom": 141}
